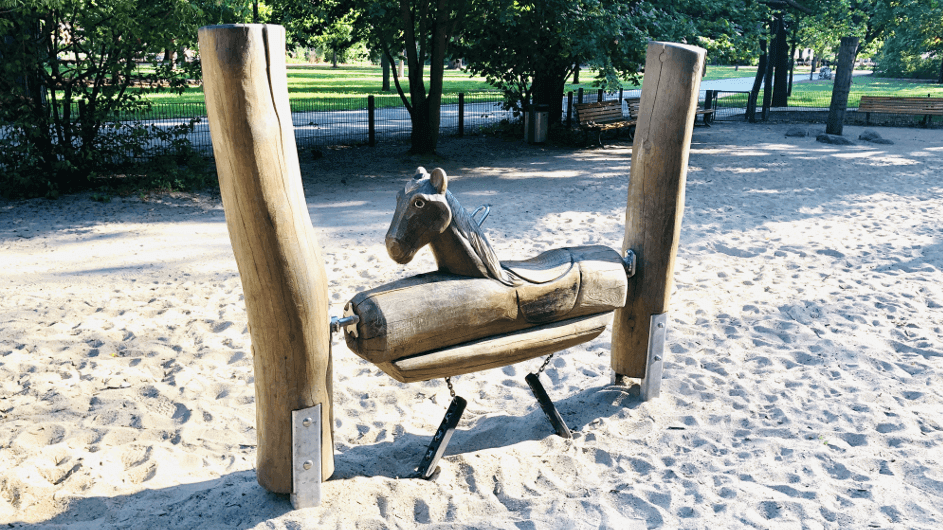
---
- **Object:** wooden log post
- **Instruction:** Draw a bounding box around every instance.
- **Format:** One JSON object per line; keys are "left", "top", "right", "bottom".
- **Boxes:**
{"left": 198, "top": 24, "right": 334, "bottom": 493}
{"left": 611, "top": 42, "right": 705, "bottom": 383}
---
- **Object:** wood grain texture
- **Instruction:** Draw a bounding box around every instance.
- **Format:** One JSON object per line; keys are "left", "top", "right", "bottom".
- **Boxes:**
{"left": 611, "top": 42, "right": 705, "bottom": 378}
{"left": 345, "top": 245, "right": 627, "bottom": 364}
{"left": 387, "top": 313, "right": 613, "bottom": 383}
{"left": 198, "top": 24, "right": 333, "bottom": 493}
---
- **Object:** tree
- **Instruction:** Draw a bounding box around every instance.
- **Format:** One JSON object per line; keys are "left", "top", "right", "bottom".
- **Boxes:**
{"left": 350, "top": 0, "right": 470, "bottom": 154}
{"left": 457, "top": 0, "right": 697, "bottom": 127}
{"left": 876, "top": 0, "right": 943, "bottom": 83}
{"left": 826, "top": 36, "right": 858, "bottom": 134}
{"left": 0, "top": 0, "right": 221, "bottom": 197}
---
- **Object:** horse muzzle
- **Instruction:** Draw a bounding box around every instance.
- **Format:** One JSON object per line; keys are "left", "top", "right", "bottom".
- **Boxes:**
{"left": 386, "top": 237, "right": 416, "bottom": 264}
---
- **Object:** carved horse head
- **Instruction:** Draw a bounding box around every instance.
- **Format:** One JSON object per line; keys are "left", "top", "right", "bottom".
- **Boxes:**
{"left": 385, "top": 167, "right": 514, "bottom": 285}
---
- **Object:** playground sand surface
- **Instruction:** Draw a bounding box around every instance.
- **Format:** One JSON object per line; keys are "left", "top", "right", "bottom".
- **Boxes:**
{"left": 2, "top": 122, "right": 942, "bottom": 529}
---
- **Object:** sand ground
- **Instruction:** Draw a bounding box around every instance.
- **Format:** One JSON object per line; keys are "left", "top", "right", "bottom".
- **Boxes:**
{"left": 2, "top": 122, "right": 942, "bottom": 529}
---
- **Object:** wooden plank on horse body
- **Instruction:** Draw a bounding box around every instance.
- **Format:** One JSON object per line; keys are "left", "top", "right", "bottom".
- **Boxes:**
{"left": 385, "top": 313, "right": 612, "bottom": 383}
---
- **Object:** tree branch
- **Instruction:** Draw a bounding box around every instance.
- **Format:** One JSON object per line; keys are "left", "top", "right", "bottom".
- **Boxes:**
{"left": 384, "top": 47, "right": 412, "bottom": 113}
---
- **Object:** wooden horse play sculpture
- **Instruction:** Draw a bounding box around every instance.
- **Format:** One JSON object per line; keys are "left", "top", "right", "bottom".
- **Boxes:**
{"left": 341, "top": 167, "right": 636, "bottom": 477}
{"left": 343, "top": 167, "right": 634, "bottom": 383}
{"left": 200, "top": 23, "right": 703, "bottom": 505}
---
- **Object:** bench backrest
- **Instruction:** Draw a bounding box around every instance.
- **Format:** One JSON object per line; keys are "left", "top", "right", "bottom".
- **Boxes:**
{"left": 624, "top": 97, "right": 641, "bottom": 120}
{"left": 859, "top": 96, "right": 943, "bottom": 114}
{"left": 575, "top": 100, "right": 626, "bottom": 124}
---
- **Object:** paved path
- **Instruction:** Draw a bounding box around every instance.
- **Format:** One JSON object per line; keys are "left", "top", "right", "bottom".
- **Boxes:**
{"left": 699, "top": 69, "right": 874, "bottom": 92}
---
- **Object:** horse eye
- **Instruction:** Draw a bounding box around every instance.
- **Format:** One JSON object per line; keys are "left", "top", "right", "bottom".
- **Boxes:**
{"left": 413, "top": 199, "right": 425, "bottom": 209}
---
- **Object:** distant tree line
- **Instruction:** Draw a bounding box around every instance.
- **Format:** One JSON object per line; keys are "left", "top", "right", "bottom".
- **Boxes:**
{"left": 2, "top": 0, "right": 941, "bottom": 198}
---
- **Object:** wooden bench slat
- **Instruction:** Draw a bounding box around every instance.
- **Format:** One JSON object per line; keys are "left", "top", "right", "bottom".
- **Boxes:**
{"left": 859, "top": 96, "right": 943, "bottom": 117}
{"left": 574, "top": 100, "right": 634, "bottom": 144}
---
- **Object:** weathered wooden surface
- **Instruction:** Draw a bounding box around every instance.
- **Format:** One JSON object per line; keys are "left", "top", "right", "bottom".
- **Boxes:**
{"left": 386, "top": 167, "right": 513, "bottom": 283}
{"left": 387, "top": 313, "right": 613, "bottom": 383}
{"left": 199, "top": 24, "right": 334, "bottom": 493}
{"left": 344, "top": 246, "right": 627, "bottom": 364}
{"left": 611, "top": 41, "right": 705, "bottom": 379}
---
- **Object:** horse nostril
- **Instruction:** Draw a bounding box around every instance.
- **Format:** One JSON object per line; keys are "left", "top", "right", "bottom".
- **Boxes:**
{"left": 387, "top": 238, "right": 404, "bottom": 260}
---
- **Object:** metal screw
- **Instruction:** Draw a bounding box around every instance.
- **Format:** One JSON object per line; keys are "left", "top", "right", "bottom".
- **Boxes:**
{"left": 303, "top": 460, "right": 313, "bottom": 470}
{"left": 302, "top": 417, "right": 312, "bottom": 428}
{"left": 657, "top": 323, "right": 665, "bottom": 329}
{"left": 654, "top": 355, "right": 663, "bottom": 362}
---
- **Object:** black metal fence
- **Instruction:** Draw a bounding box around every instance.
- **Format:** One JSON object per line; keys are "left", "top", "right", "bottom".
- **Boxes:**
{"left": 103, "top": 87, "right": 940, "bottom": 157}
{"left": 133, "top": 91, "right": 519, "bottom": 155}
{"left": 128, "top": 88, "right": 653, "bottom": 155}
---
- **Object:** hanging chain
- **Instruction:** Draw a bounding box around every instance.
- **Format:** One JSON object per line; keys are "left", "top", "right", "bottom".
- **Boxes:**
{"left": 445, "top": 377, "right": 456, "bottom": 398}
{"left": 536, "top": 353, "right": 555, "bottom": 375}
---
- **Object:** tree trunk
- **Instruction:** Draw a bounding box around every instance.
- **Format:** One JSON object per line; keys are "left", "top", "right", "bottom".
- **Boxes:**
{"left": 572, "top": 64, "right": 580, "bottom": 84}
{"left": 762, "top": 33, "right": 774, "bottom": 120}
{"left": 787, "top": 25, "right": 797, "bottom": 97}
{"left": 381, "top": 54, "right": 391, "bottom": 91}
{"left": 747, "top": 40, "right": 767, "bottom": 123}
{"left": 938, "top": 57, "right": 943, "bottom": 84}
{"left": 772, "top": 14, "right": 789, "bottom": 107}
{"left": 332, "top": 47, "right": 337, "bottom": 68}
{"left": 403, "top": 8, "right": 450, "bottom": 154}
{"left": 533, "top": 67, "right": 567, "bottom": 126}
{"left": 825, "top": 37, "right": 859, "bottom": 135}
{"left": 810, "top": 54, "right": 816, "bottom": 80}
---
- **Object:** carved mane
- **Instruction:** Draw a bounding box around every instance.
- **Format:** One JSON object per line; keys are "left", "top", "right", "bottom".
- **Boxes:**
{"left": 443, "top": 190, "right": 516, "bottom": 286}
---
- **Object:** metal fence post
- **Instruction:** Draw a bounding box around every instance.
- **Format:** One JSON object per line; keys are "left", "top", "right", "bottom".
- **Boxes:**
{"left": 368, "top": 95, "right": 376, "bottom": 147}
{"left": 577, "top": 88, "right": 584, "bottom": 104}
{"left": 597, "top": 89, "right": 604, "bottom": 102}
{"left": 458, "top": 93, "right": 464, "bottom": 137}
{"left": 566, "top": 91, "right": 573, "bottom": 127}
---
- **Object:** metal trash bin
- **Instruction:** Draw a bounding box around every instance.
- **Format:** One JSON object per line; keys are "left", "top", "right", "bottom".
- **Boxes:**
{"left": 524, "top": 104, "right": 549, "bottom": 144}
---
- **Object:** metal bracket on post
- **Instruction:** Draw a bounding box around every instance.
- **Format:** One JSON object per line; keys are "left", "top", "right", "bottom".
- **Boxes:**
{"left": 291, "top": 404, "right": 322, "bottom": 509}
{"left": 640, "top": 313, "right": 668, "bottom": 401}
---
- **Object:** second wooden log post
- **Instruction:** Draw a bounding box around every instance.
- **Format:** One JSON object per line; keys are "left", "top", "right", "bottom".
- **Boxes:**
{"left": 611, "top": 42, "right": 705, "bottom": 385}
{"left": 198, "top": 24, "right": 334, "bottom": 493}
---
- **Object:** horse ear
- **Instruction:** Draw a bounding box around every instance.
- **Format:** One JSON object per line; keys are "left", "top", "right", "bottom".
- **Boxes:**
{"left": 430, "top": 168, "right": 448, "bottom": 194}
{"left": 414, "top": 167, "right": 429, "bottom": 180}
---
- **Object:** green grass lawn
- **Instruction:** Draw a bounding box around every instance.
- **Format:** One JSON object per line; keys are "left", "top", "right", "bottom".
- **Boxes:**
{"left": 713, "top": 74, "right": 943, "bottom": 111}
{"left": 792, "top": 75, "right": 943, "bottom": 101}
{"left": 132, "top": 63, "right": 940, "bottom": 116}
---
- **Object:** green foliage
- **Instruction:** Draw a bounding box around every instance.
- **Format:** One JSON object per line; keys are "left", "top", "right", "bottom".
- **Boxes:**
{"left": 0, "top": 0, "right": 213, "bottom": 198}
{"left": 877, "top": 38, "right": 942, "bottom": 79}
{"left": 456, "top": 0, "right": 702, "bottom": 124}
{"left": 874, "top": 0, "right": 943, "bottom": 81}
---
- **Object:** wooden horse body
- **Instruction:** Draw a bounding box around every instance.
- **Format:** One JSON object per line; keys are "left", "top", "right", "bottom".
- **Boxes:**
{"left": 344, "top": 168, "right": 632, "bottom": 383}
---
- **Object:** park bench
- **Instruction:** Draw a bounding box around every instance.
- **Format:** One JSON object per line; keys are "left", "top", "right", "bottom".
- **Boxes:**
{"left": 696, "top": 108, "right": 715, "bottom": 126}
{"left": 628, "top": 96, "right": 714, "bottom": 127}
{"left": 574, "top": 100, "right": 636, "bottom": 145}
{"left": 858, "top": 95, "right": 943, "bottom": 126}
